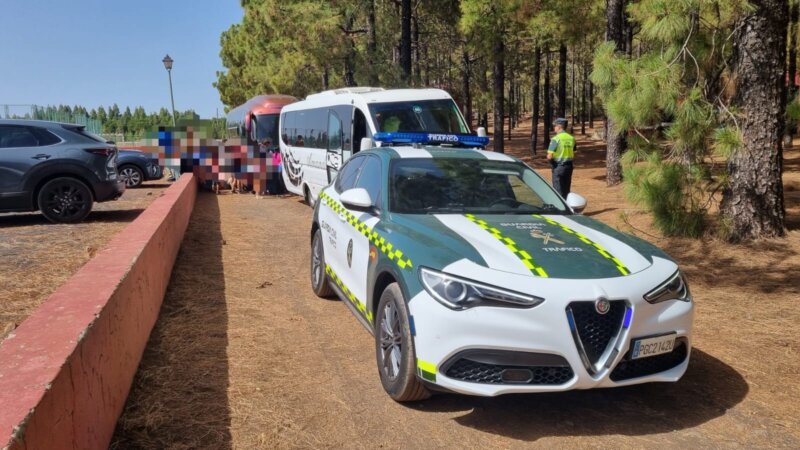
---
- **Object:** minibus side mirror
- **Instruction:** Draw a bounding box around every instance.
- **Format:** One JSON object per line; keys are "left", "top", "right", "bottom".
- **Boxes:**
{"left": 361, "top": 137, "right": 375, "bottom": 151}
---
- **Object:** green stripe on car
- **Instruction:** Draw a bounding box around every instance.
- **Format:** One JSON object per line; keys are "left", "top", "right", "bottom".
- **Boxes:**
{"left": 533, "top": 214, "right": 630, "bottom": 276}
{"left": 464, "top": 213, "right": 549, "bottom": 277}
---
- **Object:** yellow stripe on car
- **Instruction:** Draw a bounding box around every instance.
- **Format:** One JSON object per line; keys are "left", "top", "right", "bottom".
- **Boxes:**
{"left": 319, "top": 191, "right": 414, "bottom": 270}
{"left": 533, "top": 214, "right": 631, "bottom": 276}
{"left": 325, "top": 264, "right": 373, "bottom": 323}
{"left": 465, "top": 214, "right": 549, "bottom": 278}
{"left": 417, "top": 358, "right": 437, "bottom": 382}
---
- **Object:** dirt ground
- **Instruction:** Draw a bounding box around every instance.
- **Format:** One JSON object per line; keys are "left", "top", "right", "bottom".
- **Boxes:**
{"left": 112, "top": 123, "right": 799, "bottom": 449}
{"left": 0, "top": 182, "right": 167, "bottom": 336}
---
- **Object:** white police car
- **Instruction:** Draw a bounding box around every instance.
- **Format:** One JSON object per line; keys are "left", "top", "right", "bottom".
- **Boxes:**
{"left": 309, "top": 132, "right": 693, "bottom": 401}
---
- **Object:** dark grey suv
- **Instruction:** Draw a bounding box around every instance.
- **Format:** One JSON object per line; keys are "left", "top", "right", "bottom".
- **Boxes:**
{"left": 0, "top": 120, "right": 125, "bottom": 223}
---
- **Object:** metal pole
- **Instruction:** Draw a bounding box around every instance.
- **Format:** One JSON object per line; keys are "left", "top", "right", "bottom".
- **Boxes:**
{"left": 167, "top": 69, "right": 176, "bottom": 127}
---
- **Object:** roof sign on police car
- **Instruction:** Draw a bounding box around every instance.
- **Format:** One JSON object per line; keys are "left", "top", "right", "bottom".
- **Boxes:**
{"left": 373, "top": 131, "right": 490, "bottom": 148}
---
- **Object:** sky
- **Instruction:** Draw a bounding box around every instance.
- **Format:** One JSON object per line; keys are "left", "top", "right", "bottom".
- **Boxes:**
{"left": 0, "top": 0, "right": 243, "bottom": 118}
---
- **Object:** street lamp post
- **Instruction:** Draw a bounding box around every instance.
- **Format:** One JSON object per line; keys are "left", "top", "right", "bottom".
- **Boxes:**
{"left": 162, "top": 54, "right": 177, "bottom": 127}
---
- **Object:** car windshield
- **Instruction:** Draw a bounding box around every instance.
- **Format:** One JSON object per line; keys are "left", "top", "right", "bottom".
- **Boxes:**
{"left": 389, "top": 158, "right": 569, "bottom": 215}
{"left": 254, "top": 113, "right": 280, "bottom": 148}
{"left": 369, "top": 100, "right": 469, "bottom": 134}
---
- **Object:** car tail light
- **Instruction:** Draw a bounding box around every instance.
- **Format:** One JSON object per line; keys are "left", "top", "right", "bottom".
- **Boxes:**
{"left": 84, "top": 148, "right": 115, "bottom": 156}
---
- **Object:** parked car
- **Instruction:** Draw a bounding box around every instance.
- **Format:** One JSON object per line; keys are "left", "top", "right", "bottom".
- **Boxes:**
{"left": 310, "top": 132, "right": 693, "bottom": 401}
{"left": 117, "top": 149, "right": 163, "bottom": 188}
{"left": 0, "top": 119, "right": 125, "bottom": 223}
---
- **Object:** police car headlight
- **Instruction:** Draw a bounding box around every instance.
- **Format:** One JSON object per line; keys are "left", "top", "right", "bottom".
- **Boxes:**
{"left": 644, "top": 271, "right": 691, "bottom": 304}
{"left": 420, "top": 267, "right": 544, "bottom": 310}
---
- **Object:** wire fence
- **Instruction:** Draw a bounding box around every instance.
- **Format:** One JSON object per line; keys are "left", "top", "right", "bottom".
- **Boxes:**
{"left": 1, "top": 104, "right": 103, "bottom": 134}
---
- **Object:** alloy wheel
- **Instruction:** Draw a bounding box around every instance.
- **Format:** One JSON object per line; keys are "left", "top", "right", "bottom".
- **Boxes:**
{"left": 379, "top": 302, "right": 403, "bottom": 380}
{"left": 312, "top": 235, "right": 323, "bottom": 287}
{"left": 120, "top": 167, "right": 142, "bottom": 187}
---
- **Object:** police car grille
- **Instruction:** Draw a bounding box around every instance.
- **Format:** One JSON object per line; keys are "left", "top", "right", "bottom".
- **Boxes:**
{"left": 444, "top": 359, "right": 574, "bottom": 385}
{"left": 569, "top": 300, "right": 626, "bottom": 365}
{"left": 610, "top": 340, "right": 688, "bottom": 381}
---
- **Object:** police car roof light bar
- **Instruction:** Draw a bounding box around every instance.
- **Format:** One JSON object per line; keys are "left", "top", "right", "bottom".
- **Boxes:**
{"left": 373, "top": 132, "right": 490, "bottom": 148}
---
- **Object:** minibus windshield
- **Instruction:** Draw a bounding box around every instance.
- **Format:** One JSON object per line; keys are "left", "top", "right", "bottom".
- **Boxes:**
{"left": 369, "top": 100, "right": 469, "bottom": 134}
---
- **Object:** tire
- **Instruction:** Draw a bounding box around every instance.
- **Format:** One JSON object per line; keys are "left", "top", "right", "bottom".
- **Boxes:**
{"left": 37, "top": 177, "right": 93, "bottom": 223}
{"left": 119, "top": 165, "right": 144, "bottom": 188}
{"left": 375, "top": 283, "right": 431, "bottom": 402}
{"left": 311, "top": 229, "right": 335, "bottom": 298}
{"left": 304, "top": 186, "right": 315, "bottom": 208}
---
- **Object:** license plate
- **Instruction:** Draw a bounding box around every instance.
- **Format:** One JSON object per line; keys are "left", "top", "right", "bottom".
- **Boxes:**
{"left": 631, "top": 334, "right": 676, "bottom": 360}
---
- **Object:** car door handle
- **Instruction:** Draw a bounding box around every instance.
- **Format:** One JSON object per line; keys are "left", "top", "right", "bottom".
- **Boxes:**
{"left": 337, "top": 212, "right": 346, "bottom": 222}
{"left": 32, "top": 154, "right": 51, "bottom": 160}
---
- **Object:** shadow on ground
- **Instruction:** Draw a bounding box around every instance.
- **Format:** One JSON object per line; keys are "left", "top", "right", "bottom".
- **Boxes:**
{"left": 666, "top": 236, "right": 799, "bottom": 295}
{"left": 111, "top": 193, "right": 231, "bottom": 449}
{"left": 0, "top": 208, "right": 145, "bottom": 228}
{"left": 409, "top": 349, "right": 746, "bottom": 441}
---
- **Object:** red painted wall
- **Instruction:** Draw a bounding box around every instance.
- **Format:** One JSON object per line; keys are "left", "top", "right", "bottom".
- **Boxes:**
{"left": 0, "top": 174, "right": 197, "bottom": 450}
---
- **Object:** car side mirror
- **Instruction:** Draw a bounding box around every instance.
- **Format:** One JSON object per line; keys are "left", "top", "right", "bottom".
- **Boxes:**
{"left": 566, "top": 193, "right": 587, "bottom": 214}
{"left": 360, "top": 137, "right": 375, "bottom": 151}
{"left": 340, "top": 188, "right": 374, "bottom": 213}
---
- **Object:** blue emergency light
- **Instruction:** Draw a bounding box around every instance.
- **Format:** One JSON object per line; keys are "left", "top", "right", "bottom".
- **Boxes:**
{"left": 373, "top": 132, "right": 490, "bottom": 148}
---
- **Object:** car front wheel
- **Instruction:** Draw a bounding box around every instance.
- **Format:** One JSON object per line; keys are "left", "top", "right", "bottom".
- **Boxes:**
{"left": 375, "top": 283, "right": 431, "bottom": 402}
{"left": 119, "top": 165, "right": 144, "bottom": 188}
{"left": 37, "top": 177, "right": 93, "bottom": 223}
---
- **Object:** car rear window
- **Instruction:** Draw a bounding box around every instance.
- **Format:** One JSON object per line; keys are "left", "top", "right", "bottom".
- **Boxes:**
{"left": 63, "top": 125, "right": 107, "bottom": 143}
{"left": 0, "top": 125, "right": 61, "bottom": 148}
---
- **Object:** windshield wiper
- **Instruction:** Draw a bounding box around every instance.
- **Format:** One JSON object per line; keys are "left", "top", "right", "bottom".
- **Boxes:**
{"left": 423, "top": 205, "right": 467, "bottom": 214}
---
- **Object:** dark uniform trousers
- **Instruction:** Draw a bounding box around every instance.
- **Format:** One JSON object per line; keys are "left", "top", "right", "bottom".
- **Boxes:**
{"left": 551, "top": 160, "right": 573, "bottom": 198}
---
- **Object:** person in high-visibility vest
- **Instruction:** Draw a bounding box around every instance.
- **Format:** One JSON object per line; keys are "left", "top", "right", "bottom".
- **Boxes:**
{"left": 547, "top": 118, "right": 576, "bottom": 198}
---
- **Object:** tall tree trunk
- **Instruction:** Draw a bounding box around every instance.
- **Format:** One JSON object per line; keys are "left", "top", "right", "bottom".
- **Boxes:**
{"left": 343, "top": 14, "right": 357, "bottom": 87}
{"left": 508, "top": 71, "right": 514, "bottom": 141}
{"left": 493, "top": 36, "right": 505, "bottom": 153}
{"left": 721, "top": 0, "right": 788, "bottom": 241}
{"left": 558, "top": 44, "right": 567, "bottom": 118}
{"left": 322, "top": 67, "right": 329, "bottom": 90}
{"left": 367, "top": 0, "right": 378, "bottom": 86}
{"left": 581, "top": 61, "right": 587, "bottom": 135}
{"left": 623, "top": 5, "right": 634, "bottom": 57}
{"left": 605, "top": 0, "right": 627, "bottom": 186}
{"left": 588, "top": 74, "right": 594, "bottom": 129}
{"left": 570, "top": 54, "right": 576, "bottom": 134}
{"left": 789, "top": 2, "right": 799, "bottom": 98}
{"left": 531, "top": 47, "right": 541, "bottom": 154}
{"left": 412, "top": 12, "right": 420, "bottom": 84}
{"left": 544, "top": 51, "right": 552, "bottom": 145}
{"left": 400, "top": 0, "right": 412, "bottom": 83}
{"left": 462, "top": 49, "right": 472, "bottom": 129}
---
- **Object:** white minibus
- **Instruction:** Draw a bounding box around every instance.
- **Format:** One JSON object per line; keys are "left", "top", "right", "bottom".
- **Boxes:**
{"left": 279, "top": 87, "right": 472, "bottom": 205}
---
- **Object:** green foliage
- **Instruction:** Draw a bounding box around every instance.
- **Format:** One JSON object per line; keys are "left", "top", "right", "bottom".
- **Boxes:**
{"left": 30, "top": 104, "right": 210, "bottom": 140}
{"left": 786, "top": 97, "right": 800, "bottom": 121}
{"left": 216, "top": 0, "right": 478, "bottom": 109}
{"left": 712, "top": 126, "right": 742, "bottom": 158}
{"left": 622, "top": 149, "right": 707, "bottom": 237}
{"left": 592, "top": 0, "right": 753, "bottom": 238}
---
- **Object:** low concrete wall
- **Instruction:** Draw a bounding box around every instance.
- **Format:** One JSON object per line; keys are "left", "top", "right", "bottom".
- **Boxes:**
{"left": 0, "top": 174, "right": 197, "bottom": 450}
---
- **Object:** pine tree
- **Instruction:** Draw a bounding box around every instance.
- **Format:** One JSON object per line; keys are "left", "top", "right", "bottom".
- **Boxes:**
{"left": 721, "top": 0, "right": 789, "bottom": 240}
{"left": 603, "top": 0, "right": 627, "bottom": 186}
{"left": 461, "top": 0, "right": 521, "bottom": 153}
{"left": 593, "top": 0, "right": 755, "bottom": 237}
